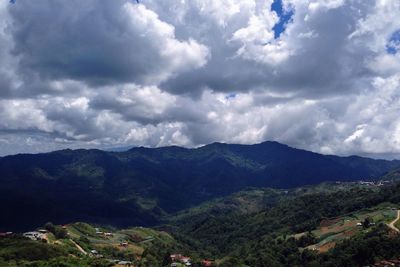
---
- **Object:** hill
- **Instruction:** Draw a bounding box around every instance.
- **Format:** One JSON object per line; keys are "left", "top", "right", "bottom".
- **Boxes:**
{"left": 164, "top": 181, "right": 400, "bottom": 266}
{"left": 4, "top": 182, "right": 400, "bottom": 266}
{"left": 0, "top": 222, "right": 187, "bottom": 267}
{"left": 1, "top": 141, "right": 400, "bottom": 231}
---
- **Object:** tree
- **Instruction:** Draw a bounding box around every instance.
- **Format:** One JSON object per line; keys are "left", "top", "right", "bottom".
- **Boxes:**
{"left": 363, "top": 217, "right": 371, "bottom": 228}
{"left": 161, "top": 251, "right": 172, "bottom": 266}
{"left": 44, "top": 222, "right": 68, "bottom": 239}
{"left": 45, "top": 222, "right": 56, "bottom": 233}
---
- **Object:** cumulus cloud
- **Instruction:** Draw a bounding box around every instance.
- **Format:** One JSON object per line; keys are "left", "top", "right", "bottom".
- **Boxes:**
{"left": 8, "top": 0, "right": 209, "bottom": 86}
{"left": 0, "top": 0, "right": 400, "bottom": 159}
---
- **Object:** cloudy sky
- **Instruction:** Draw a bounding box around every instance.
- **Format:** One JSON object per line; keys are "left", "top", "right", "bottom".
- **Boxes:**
{"left": 0, "top": 0, "right": 400, "bottom": 158}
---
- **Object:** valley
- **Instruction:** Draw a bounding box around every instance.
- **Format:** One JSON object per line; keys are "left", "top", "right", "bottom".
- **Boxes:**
{"left": 2, "top": 143, "right": 400, "bottom": 266}
{"left": 3, "top": 179, "right": 400, "bottom": 266}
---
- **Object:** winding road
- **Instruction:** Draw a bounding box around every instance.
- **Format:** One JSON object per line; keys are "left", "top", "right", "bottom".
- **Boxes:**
{"left": 387, "top": 210, "right": 400, "bottom": 232}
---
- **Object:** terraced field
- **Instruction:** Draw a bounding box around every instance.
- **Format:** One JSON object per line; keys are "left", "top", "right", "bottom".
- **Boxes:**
{"left": 298, "top": 205, "right": 398, "bottom": 253}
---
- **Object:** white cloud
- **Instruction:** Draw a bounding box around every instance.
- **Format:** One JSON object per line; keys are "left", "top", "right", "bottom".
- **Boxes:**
{"left": 0, "top": 0, "right": 400, "bottom": 158}
{"left": 232, "top": 8, "right": 292, "bottom": 64}
{"left": 307, "top": 0, "right": 345, "bottom": 13}
{"left": 123, "top": 3, "right": 210, "bottom": 83}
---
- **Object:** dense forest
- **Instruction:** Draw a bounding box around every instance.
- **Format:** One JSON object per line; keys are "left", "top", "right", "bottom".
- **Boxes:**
{"left": 164, "top": 181, "right": 400, "bottom": 266}
{"left": 1, "top": 142, "right": 400, "bottom": 231}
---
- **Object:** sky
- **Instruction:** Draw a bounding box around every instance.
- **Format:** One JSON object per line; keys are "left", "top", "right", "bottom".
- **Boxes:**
{"left": 0, "top": 0, "right": 400, "bottom": 158}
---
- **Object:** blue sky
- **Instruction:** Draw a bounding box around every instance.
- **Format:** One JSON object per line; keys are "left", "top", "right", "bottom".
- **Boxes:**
{"left": 271, "top": 0, "right": 294, "bottom": 39}
{"left": 387, "top": 30, "right": 400, "bottom": 54}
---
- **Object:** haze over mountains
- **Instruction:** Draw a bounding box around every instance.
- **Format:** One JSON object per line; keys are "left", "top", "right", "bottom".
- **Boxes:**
{"left": 1, "top": 141, "right": 400, "bottom": 232}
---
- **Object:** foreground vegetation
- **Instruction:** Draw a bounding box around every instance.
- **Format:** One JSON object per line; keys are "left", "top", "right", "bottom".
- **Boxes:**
{"left": 3, "top": 180, "right": 400, "bottom": 266}
{"left": 164, "top": 181, "right": 400, "bottom": 266}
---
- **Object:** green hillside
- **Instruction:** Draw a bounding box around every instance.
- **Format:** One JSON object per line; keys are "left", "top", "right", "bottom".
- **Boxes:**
{"left": 3, "top": 181, "right": 400, "bottom": 266}
{"left": 0, "top": 222, "right": 187, "bottom": 267}
{"left": 1, "top": 141, "right": 400, "bottom": 232}
{"left": 163, "top": 181, "right": 400, "bottom": 266}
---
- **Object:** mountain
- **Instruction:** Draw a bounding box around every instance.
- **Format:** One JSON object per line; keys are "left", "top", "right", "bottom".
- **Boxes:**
{"left": 1, "top": 141, "right": 400, "bottom": 231}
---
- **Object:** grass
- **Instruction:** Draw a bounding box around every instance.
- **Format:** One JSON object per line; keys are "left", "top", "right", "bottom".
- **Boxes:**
{"left": 136, "top": 197, "right": 158, "bottom": 210}
{"left": 67, "top": 223, "right": 99, "bottom": 239}
{"left": 62, "top": 223, "right": 177, "bottom": 261}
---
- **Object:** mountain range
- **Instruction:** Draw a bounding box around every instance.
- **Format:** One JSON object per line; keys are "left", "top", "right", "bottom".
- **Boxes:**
{"left": 1, "top": 141, "right": 400, "bottom": 231}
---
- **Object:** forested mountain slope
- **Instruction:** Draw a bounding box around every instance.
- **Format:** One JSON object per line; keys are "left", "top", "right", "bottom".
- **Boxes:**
{"left": 1, "top": 141, "right": 399, "bottom": 231}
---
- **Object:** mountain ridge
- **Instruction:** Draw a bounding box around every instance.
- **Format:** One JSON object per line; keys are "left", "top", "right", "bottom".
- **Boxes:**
{"left": 1, "top": 140, "right": 400, "bottom": 231}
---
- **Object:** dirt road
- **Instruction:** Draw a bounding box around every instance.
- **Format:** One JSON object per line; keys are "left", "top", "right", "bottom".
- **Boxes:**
{"left": 70, "top": 239, "right": 88, "bottom": 255}
{"left": 387, "top": 210, "right": 400, "bottom": 232}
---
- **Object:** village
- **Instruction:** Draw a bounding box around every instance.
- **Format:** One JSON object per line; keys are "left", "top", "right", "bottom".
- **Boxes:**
{"left": 334, "top": 180, "right": 393, "bottom": 187}
{"left": 1, "top": 223, "right": 216, "bottom": 267}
